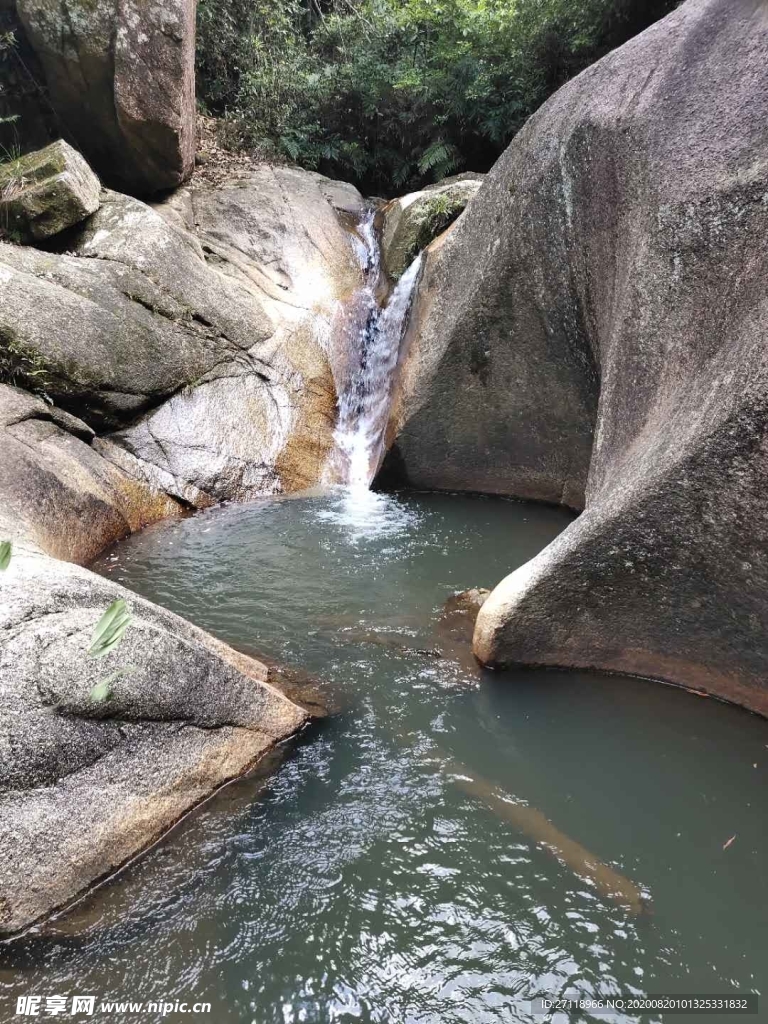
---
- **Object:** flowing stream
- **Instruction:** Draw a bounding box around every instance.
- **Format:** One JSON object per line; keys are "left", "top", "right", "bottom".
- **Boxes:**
{"left": 2, "top": 491, "right": 767, "bottom": 1023}
{"left": 326, "top": 211, "right": 422, "bottom": 487}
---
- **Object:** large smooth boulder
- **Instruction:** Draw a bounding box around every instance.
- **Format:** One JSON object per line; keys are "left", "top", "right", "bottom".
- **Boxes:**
{"left": 381, "top": 210, "right": 597, "bottom": 506}
{"left": 0, "top": 139, "right": 100, "bottom": 242}
{"left": 0, "top": 380, "right": 311, "bottom": 936}
{"left": 15, "top": 0, "right": 196, "bottom": 195}
{"left": 380, "top": 174, "right": 484, "bottom": 280}
{"left": 0, "top": 168, "right": 366, "bottom": 499}
{"left": 388, "top": 0, "right": 768, "bottom": 715}
{"left": 0, "top": 384, "right": 182, "bottom": 563}
{"left": 0, "top": 548, "right": 308, "bottom": 936}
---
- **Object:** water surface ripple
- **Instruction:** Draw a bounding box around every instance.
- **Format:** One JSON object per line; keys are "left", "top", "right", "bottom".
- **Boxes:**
{"left": 2, "top": 491, "right": 766, "bottom": 1024}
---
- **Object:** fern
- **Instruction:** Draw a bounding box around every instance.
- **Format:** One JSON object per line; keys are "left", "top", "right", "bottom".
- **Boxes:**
{"left": 417, "top": 141, "right": 461, "bottom": 180}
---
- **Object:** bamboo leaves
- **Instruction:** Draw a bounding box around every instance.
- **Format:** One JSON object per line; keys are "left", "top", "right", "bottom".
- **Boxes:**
{"left": 89, "top": 677, "right": 114, "bottom": 704}
{"left": 0, "top": 540, "right": 11, "bottom": 571}
{"left": 88, "top": 599, "right": 132, "bottom": 660}
{"left": 89, "top": 666, "right": 136, "bottom": 704}
{"left": 88, "top": 599, "right": 133, "bottom": 704}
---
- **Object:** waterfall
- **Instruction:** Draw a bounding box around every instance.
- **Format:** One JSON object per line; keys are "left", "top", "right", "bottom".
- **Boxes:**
{"left": 327, "top": 209, "right": 423, "bottom": 489}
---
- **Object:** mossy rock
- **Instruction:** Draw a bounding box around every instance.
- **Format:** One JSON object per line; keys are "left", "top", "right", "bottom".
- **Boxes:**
{"left": 380, "top": 175, "right": 484, "bottom": 280}
{"left": 0, "top": 139, "right": 101, "bottom": 242}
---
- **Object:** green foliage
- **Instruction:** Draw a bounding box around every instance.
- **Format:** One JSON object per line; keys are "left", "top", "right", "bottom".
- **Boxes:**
{"left": 88, "top": 599, "right": 133, "bottom": 661}
{"left": 89, "top": 676, "right": 114, "bottom": 704}
{"left": 0, "top": 31, "right": 18, "bottom": 128}
{"left": 89, "top": 665, "right": 135, "bottom": 704}
{"left": 399, "top": 188, "right": 468, "bottom": 266}
{"left": 197, "top": 0, "right": 679, "bottom": 193}
{"left": 423, "top": 190, "right": 466, "bottom": 234}
{"left": 88, "top": 600, "right": 135, "bottom": 707}
{"left": 0, "top": 540, "right": 11, "bottom": 571}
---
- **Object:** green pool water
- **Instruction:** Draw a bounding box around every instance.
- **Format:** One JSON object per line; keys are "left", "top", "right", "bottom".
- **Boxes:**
{"left": 2, "top": 489, "right": 766, "bottom": 1024}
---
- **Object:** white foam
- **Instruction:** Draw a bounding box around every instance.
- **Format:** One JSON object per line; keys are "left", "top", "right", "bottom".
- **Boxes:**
{"left": 327, "top": 209, "right": 422, "bottom": 488}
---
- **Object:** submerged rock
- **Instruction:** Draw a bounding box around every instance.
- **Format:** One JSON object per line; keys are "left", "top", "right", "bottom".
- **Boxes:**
{"left": 16, "top": 0, "right": 196, "bottom": 195}
{"left": 0, "top": 140, "right": 100, "bottom": 242}
{"left": 438, "top": 588, "right": 490, "bottom": 645}
{"left": 380, "top": 174, "right": 484, "bottom": 280}
{"left": 384, "top": 0, "right": 768, "bottom": 713}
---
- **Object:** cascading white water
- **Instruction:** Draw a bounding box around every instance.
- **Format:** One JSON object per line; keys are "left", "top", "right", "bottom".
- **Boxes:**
{"left": 327, "top": 209, "right": 423, "bottom": 489}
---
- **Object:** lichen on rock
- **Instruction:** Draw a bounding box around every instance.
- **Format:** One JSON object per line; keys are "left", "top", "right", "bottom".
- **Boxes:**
{"left": 0, "top": 139, "right": 100, "bottom": 242}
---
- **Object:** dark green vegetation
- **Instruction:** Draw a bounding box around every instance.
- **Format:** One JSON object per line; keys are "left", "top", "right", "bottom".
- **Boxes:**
{"left": 197, "top": 0, "right": 680, "bottom": 193}
{"left": 0, "top": 30, "right": 17, "bottom": 130}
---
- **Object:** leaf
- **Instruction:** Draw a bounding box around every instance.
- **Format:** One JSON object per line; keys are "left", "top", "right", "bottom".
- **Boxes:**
{"left": 0, "top": 540, "right": 11, "bottom": 571}
{"left": 89, "top": 664, "right": 136, "bottom": 705}
{"left": 88, "top": 599, "right": 132, "bottom": 660}
{"left": 722, "top": 834, "right": 737, "bottom": 850}
{"left": 416, "top": 140, "right": 461, "bottom": 180}
{"left": 89, "top": 678, "right": 113, "bottom": 704}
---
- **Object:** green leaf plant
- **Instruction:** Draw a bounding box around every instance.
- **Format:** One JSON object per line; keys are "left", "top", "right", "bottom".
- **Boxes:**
{"left": 88, "top": 599, "right": 134, "bottom": 704}
{"left": 88, "top": 598, "right": 132, "bottom": 660}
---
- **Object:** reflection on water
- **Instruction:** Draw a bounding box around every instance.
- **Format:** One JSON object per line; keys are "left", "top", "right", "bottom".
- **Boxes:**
{"left": 2, "top": 491, "right": 766, "bottom": 1024}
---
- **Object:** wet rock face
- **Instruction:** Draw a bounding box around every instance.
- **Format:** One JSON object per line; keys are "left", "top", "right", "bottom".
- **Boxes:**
{"left": 427, "top": 0, "right": 768, "bottom": 714}
{"left": 0, "top": 139, "right": 100, "bottom": 242}
{"left": 15, "top": 0, "right": 196, "bottom": 195}
{"left": 112, "top": 167, "right": 365, "bottom": 502}
{"left": 0, "top": 167, "right": 365, "bottom": 501}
